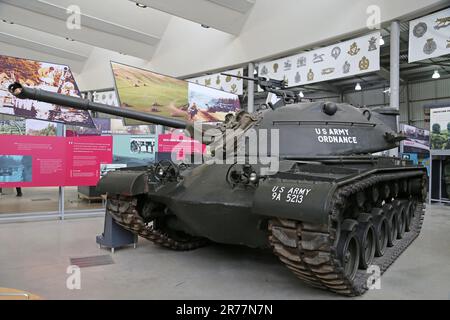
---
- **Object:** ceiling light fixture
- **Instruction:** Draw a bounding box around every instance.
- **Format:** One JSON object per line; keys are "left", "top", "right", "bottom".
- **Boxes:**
{"left": 299, "top": 91, "right": 304, "bottom": 98}
{"left": 355, "top": 82, "right": 362, "bottom": 91}
{"left": 201, "top": 24, "right": 210, "bottom": 29}
{"left": 379, "top": 35, "right": 385, "bottom": 46}
{"left": 65, "top": 37, "right": 75, "bottom": 41}
{"left": 432, "top": 70, "right": 440, "bottom": 79}
{"left": 135, "top": 3, "right": 147, "bottom": 8}
{"left": 2, "top": 19, "right": 14, "bottom": 24}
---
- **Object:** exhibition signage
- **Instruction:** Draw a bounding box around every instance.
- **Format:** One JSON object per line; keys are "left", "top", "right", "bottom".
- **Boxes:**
{"left": 430, "top": 106, "right": 450, "bottom": 155}
{"left": 409, "top": 7, "right": 450, "bottom": 63}
{"left": 0, "top": 55, "right": 94, "bottom": 127}
{"left": 111, "top": 62, "right": 241, "bottom": 125}
{"left": 158, "top": 133, "right": 205, "bottom": 160}
{"left": 113, "top": 134, "right": 157, "bottom": 167}
{"left": 257, "top": 32, "right": 381, "bottom": 90}
{"left": 187, "top": 68, "right": 244, "bottom": 95}
{"left": 400, "top": 124, "right": 430, "bottom": 154}
{"left": 0, "top": 135, "right": 112, "bottom": 188}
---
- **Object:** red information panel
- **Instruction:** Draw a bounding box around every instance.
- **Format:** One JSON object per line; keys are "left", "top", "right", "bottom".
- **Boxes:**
{"left": 0, "top": 135, "right": 112, "bottom": 187}
{"left": 158, "top": 133, "right": 205, "bottom": 160}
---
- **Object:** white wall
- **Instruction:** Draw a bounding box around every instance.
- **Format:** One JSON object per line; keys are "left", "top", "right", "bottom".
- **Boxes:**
{"left": 74, "top": 0, "right": 447, "bottom": 90}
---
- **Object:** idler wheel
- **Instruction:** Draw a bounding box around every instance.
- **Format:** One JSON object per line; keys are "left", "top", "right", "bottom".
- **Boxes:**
{"left": 356, "top": 214, "right": 376, "bottom": 269}
{"left": 337, "top": 219, "right": 360, "bottom": 280}
{"left": 370, "top": 208, "right": 389, "bottom": 257}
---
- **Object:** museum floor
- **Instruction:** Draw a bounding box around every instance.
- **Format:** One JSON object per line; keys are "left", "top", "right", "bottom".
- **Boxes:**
{"left": 0, "top": 187, "right": 102, "bottom": 214}
{"left": 0, "top": 204, "right": 449, "bottom": 300}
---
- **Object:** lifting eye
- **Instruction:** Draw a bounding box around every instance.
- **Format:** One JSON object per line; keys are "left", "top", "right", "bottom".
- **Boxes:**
{"left": 323, "top": 102, "right": 337, "bottom": 116}
{"left": 363, "top": 109, "right": 372, "bottom": 120}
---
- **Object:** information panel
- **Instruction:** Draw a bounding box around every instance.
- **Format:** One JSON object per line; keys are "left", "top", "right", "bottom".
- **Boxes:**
{"left": 0, "top": 135, "right": 112, "bottom": 187}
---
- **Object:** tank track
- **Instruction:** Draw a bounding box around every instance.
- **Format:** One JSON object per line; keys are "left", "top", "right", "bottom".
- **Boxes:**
{"left": 106, "top": 194, "right": 208, "bottom": 251}
{"left": 268, "top": 172, "right": 426, "bottom": 296}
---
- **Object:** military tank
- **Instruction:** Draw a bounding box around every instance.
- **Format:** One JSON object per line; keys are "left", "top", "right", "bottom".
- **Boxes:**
{"left": 9, "top": 81, "right": 427, "bottom": 296}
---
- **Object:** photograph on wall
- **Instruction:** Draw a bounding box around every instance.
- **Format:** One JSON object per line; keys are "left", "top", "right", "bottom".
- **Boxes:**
{"left": 110, "top": 118, "right": 155, "bottom": 135}
{"left": 0, "top": 55, "right": 94, "bottom": 127}
{"left": 113, "top": 135, "right": 156, "bottom": 167}
{"left": 400, "top": 124, "right": 430, "bottom": 154}
{"left": 0, "top": 155, "right": 32, "bottom": 183}
{"left": 111, "top": 62, "right": 189, "bottom": 125}
{"left": 430, "top": 106, "right": 450, "bottom": 151}
{"left": 409, "top": 7, "right": 450, "bottom": 63}
{"left": 73, "top": 118, "right": 112, "bottom": 136}
{"left": 187, "top": 83, "right": 241, "bottom": 122}
{"left": 25, "top": 119, "right": 57, "bottom": 136}
{"left": 0, "top": 119, "right": 26, "bottom": 135}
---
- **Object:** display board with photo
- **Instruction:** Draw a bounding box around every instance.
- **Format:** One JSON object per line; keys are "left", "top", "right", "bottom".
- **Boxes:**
{"left": 430, "top": 106, "right": 450, "bottom": 153}
{"left": 400, "top": 124, "right": 430, "bottom": 154}
{"left": 0, "top": 55, "right": 94, "bottom": 127}
{"left": 0, "top": 119, "right": 26, "bottom": 135}
{"left": 111, "top": 62, "right": 241, "bottom": 125}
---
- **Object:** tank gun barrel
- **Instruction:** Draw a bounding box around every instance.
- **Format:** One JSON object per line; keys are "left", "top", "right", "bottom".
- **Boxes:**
{"left": 8, "top": 82, "right": 189, "bottom": 129}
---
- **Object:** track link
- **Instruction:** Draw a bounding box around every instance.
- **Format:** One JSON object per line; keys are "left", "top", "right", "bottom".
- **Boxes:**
{"left": 269, "top": 173, "right": 426, "bottom": 296}
{"left": 106, "top": 194, "right": 208, "bottom": 251}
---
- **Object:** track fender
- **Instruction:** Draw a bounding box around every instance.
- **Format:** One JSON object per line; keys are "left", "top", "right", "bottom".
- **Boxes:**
{"left": 96, "top": 170, "right": 148, "bottom": 196}
{"left": 252, "top": 179, "right": 337, "bottom": 224}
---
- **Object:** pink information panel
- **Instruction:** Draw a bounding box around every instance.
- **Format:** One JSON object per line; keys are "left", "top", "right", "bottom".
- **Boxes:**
{"left": 0, "top": 135, "right": 112, "bottom": 187}
{"left": 158, "top": 133, "right": 205, "bottom": 160}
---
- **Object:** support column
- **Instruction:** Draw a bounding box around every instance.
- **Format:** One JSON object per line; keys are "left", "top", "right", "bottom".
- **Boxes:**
{"left": 389, "top": 20, "right": 401, "bottom": 157}
{"left": 57, "top": 123, "right": 65, "bottom": 220}
{"left": 247, "top": 62, "right": 255, "bottom": 113}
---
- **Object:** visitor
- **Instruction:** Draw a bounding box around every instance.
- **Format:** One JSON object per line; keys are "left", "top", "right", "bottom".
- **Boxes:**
{"left": 0, "top": 187, "right": 22, "bottom": 196}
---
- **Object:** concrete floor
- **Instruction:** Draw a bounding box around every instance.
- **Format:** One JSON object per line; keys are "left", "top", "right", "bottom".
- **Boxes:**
{"left": 0, "top": 205, "right": 449, "bottom": 300}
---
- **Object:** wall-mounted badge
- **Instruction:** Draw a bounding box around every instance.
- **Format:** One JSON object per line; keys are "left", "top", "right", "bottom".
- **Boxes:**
{"left": 205, "top": 78, "right": 211, "bottom": 86}
{"left": 282, "top": 75, "right": 289, "bottom": 86}
{"left": 284, "top": 60, "right": 292, "bottom": 71}
{"left": 343, "top": 61, "right": 351, "bottom": 74}
{"left": 225, "top": 75, "right": 232, "bottom": 82}
{"left": 307, "top": 69, "right": 314, "bottom": 81}
{"left": 368, "top": 37, "right": 378, "bottom": 51}
{"left": 231, "top": 84, "right": 237, "bottom": 94}
{"left": 260, "top": 65, "right": 268, "bottom": 76}
{"left": 359, "top": 56, "right": 370, "bottom": 70}
{"left": 413, "top": 22, "right": 427, "bottom": 37}
{"left": 434, "top": 17, "right": 450, "bottom": 30}
{"left": 348, "top": 42, "right": 360, "bottom": 56}
{"left": 273, "top": 63, "right": 279, "bottom": 73}
{"left": 331, "top": 47, "right": 341, "bottom": 59}
{"left": 313, "top": 53, "right": 325, "bottom": 63}
{"left": 216, "top": 75, "right": 221, "bottom": 85}
{"left": 295, "top": 72, "right": 301, "bottom": 83}
{"left": 237, "top": 70, "right": 242, "bottom": 79}
{"left": 321, "top": 68, "right": 335, "bottom": 75}
{"left": 423, "top": 38, "right": 437, "bottom": 55}
{"left": 297, "top": 56, "right": 306, "bottom": 67}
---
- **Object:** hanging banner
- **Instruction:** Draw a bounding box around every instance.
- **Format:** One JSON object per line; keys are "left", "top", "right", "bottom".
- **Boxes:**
{"left": 430, "top": 106, "right": 450, "bottom": 154}
{"left": 187, "top": 68, "right": 244, "bottom": 95}
{"left": 111, "top": 62, "right": 241, "bottom": 125}
{"left": 409, "top": 7, "right": 450, "bottom": 63}
{"left": 258, "top": 32, "right": 380, "bottom": 90}
{"left": 0, "top": 135, "right": 112, "bottom": 187}
{"left": 0, "top": 55, "right": 94, "bottom": 127}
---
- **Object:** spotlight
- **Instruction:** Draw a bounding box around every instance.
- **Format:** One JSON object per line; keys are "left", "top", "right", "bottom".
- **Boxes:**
{"left": 355, "top": 83, "right": 362, "bottom": 91}
{"left": 432, "top": 70, "right": 440, "bottom": 79}
{"left": 135, "top": 3, "right": 147, "bottom": 8}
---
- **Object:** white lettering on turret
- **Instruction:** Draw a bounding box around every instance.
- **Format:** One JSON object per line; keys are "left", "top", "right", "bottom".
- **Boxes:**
{"left": 314, "top": 128, "right": 358, "bottom": 144}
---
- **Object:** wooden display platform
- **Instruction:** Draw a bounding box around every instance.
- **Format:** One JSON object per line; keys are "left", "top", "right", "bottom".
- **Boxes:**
{"left": 0, "top": 288, "right": 41, "bottom": 300}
